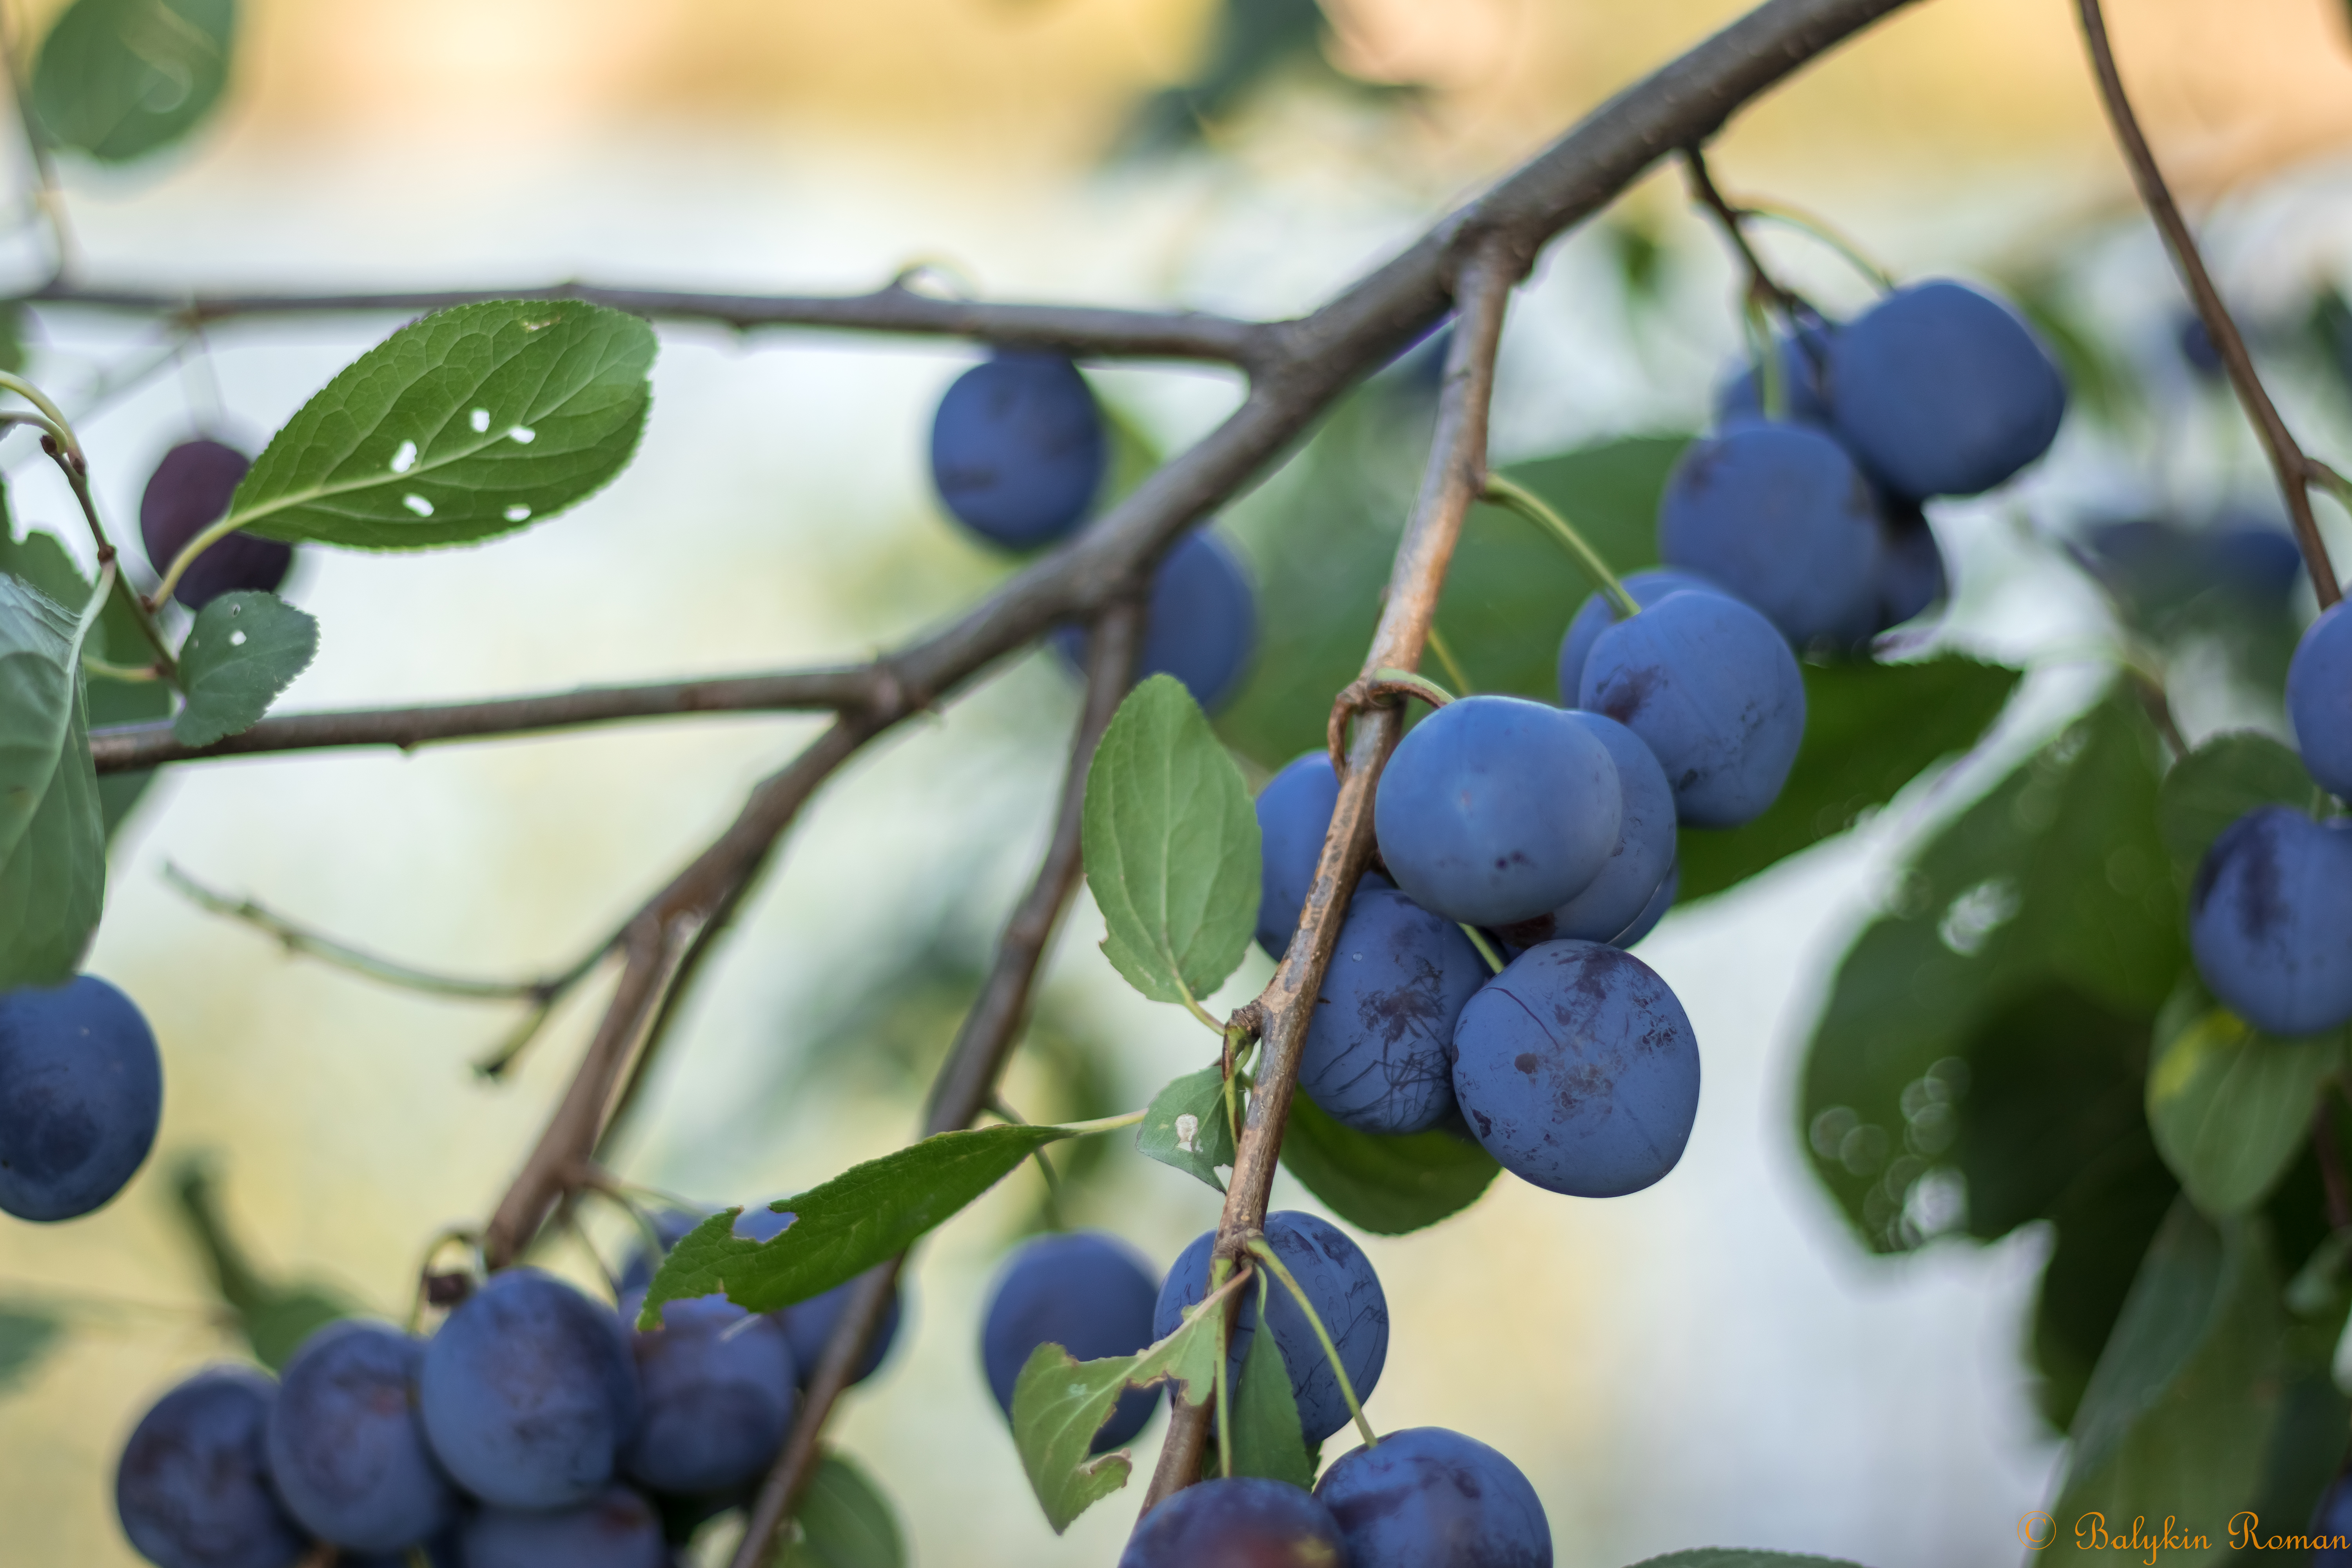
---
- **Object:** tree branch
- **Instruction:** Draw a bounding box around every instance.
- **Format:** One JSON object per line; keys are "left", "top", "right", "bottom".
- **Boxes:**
{"left": 2074, "top": 0, "right": 2343, "bottom": 608}
{"left": 728, "top": 600, "right": 1144, "bottom": 1568}
{"left": 1143, "top": 235, "right": 1523, "bottom": 1508}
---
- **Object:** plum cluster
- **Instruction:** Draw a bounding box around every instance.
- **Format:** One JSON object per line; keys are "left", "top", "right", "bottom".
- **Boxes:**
{"left": 114, "top": 1209, "right": 903, "bottom": 1568}
{"left": 0, "top": 976, "right": 163, "bottom": 1223}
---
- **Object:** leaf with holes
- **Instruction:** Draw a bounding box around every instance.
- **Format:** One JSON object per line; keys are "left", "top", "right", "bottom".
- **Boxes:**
{"left": 1224, "top": 1278, "right": 1314, "bottom": 1489}
{"left": 1083, "top": 675, "right": 1260, "bottom": 1010}
{"left": 30, "top": 0, "right": 236, "bottom": 164}
{"left": 775, "top": 1450, "right": 906, "bottom": 1568}
{"left": 1277, "top": 1087, "right": 1500, "bottom": 1236}
{"left": 217, "top": 299, "right": 655, "bottom": 552}
{"left": 1136, "top": 1063, "right": 1237, "bottom": 1194}
{"left": 172, "top": 592, "right": 318, "bottom": 748}
{"left": 2146, "top": 977, "right": 2343, "bottom": 1218}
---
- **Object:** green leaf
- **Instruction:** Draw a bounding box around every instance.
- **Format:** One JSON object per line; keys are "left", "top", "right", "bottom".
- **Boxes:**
{"left": 2145, "top": 978, "right": 2340, "bottom": 1218}
{"left": 0, "top": 526, "right": 92, "bottom": 617}
{"left": 1082, "top": 675, "right": 1260, "bottom": 1009}
{"left": 642, "top": 1123, "right": 1077, "bottom": 1326}
{"left": 1224, "top": 1279, "right": 1313, "bottom": 1488}
{"left": 775, "top": 1450, "right": 906, "bottom": 1568}
{"left": 2155, "top": 729, "right": 2312, "bottom": 879}
{"left": 0, "top": 690, "right": 104, "bottom": 988}
{"left": 1136, "top": 1063, "right": 1237, "bottom": 1194}
{"left": 2032, "top": 1132, "right": 2180, "bottom": 1433}
{"left": 1010, "top": 1287, "right": 1226, "bottom": 1532}
{"left": 1677, "top": 658, "right": 2020, "bottom": 904}
{"left": 223, "top": 299, "right": 655, "bottom": 551}
{"left": 1277, "top": 1089, "right": 1500, "bottom": 1236}
{"left": 171, "top": 1162, "right": 356, "bottom": 1373}
{"left": 0, "top": 575, "right": 86, "bottom": 863}
{"left": 30, "top": 0, "right": 236, "bottom": 164}
{"left": 0, "top": 1305, "right": 62, "bottom": 1398}
{"left": 1626, "top": 1555, "right": 1871, "bottom": 1568}
{"left": 171, "top": 592, "right": 318, "bottom": 747}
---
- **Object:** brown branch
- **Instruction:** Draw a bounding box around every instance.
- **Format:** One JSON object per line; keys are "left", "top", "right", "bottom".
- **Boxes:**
{"left": 22, "top": 276, "right": 1280, "bottom": 374}
{"left": 728, "top": 600, "right": 1145, "bottom": 1568}
{"left": 2075, "top": 0, "right": 2342, "bottom": 609}
{"left": 1143, "top": 236, "right": 1523, "bottom": 1509}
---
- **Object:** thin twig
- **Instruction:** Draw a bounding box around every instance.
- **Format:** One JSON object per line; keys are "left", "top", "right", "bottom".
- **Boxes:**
{"left": 2075, "top": 0, "right": 2342, "bottom": 609}
{"left": 728, "top": 600, "right": 1144, "bottom": 1568}
{"left": 1680, "top": 145, "right": 1806, "bottom": 317}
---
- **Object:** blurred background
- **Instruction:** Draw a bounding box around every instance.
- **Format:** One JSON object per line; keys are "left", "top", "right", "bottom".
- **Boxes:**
{"left": 7, "top": 0, "right": 2352, "bottom": 1562}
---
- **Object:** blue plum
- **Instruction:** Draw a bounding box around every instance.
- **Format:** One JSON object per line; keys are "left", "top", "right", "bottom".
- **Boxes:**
{"left": 1450, "top": 940, "right": 1701, "bottom": 1198}
{"left": 0, "top": 974, "right": 164, "bottom": 1222}
{"left": 619, "top": 1289, "right": 797, "bottom": 1498}
{"left": 2189, "top": 807, "right": 2352, "bottom": 1037}
{"left": 1372, "top": 695, "right": 1621, "bottom": 927}
{"left": 1826, "top": 279, "right": 2067, "bottom": 499}
{"left": 1119, "top": 1476, "right": 1348, "bottom": 1568}
{"left": 779, "top": 1266, "right": 905, "bottom": 1389}
{"left": 1317, "top": 1426, "right": 1552, "bottom": 1568}
{"left": 266, "top": 1319, "right": 455, "bottom": 1553}
{"left": 1611, "top": 861, "right": 1677, "bottom": 950}
{"left": 2207, "top": 520, "right": 2303, "bottom": 601}
{"left": 1712, "top": 321, "right": 1837, "bottom": 428}
{"left": 2288, "top": 603, "right": 2352, "bottom": 799}
{"left": 1656, "top": 421, "right": 1884, "bottom": 649}
{"left": 1496, "top": 713, "right": 1674, "bottom": 948}
{"left": 1301, "top": 887, "right": 1488, "bottom": 1134}
{"left": 1554, "top": 568, "right": 1716, "bottom": 707}
{"left": 928, "top": 352, "right": 1105, "bottom": 549}
{"left": 1054, "top": 527, "right": 1257, "bottom": 713}
{"left": 418, "top": 1268, "right": 640, "bottom": 1511}
{"left": 980, "top": 1231, "right": 1162, "bottom": 1453}
{"left": 140, "top": 440, "right": 292, "bottom": 611}
{"left": 458, "top": 1486, "right": 666, "bottom": 1568}
{"left": 1153, "top": 1210, "right": 1387, "bottom": 1445}
{"left": 1578, "top": 589, "right": 1804, "bottom": 829}
{"left": 116, "top": 1367, "right": 309, "bottom": 1568}
{"left": 1254, "top": 751, "right": 1394, "bottom": 960}
{"left": 2313, "top": 1472, "right": 2352, "bottom": 1564}
{"left": 1874, "top": 505, "right": 1947, "bottom": 630}
{"left": 2178, "top": 312, "right": 2224, "bottom": 381}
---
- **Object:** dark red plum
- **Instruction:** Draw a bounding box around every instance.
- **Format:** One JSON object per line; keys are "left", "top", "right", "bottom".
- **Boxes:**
{"left": 1153, "top": 1210, "right": 1387, "bottom": 1445}
{"left": 1372, "top": 695, "right": 1621, "bottom": 927}
{"left": 1555, "top": 568, "right": 1715, "bottom": 708}
{"left": 928, "top": 352, "right": 1105, "bottom": 549}
{"left": 1825, "top": 279, "right": 2066, "bottom": 499}
{"left": 1450, "top": 940, "right": 1701, "bottom": 1198}
{"left": 1656, "top": 421, "right": 1884, "bottom": 649}
{"left": 1053, "top": 526, "right": 1258, "bottom": 713}
{"left": 2288, "top": 603, "right": 2352, "bottom": 799}
{"left": 265, "top": 1319, "right": 456, "bottom": 1553}
{"left": 1119, "top": 1475, "right": 1349, "bottom": 1568}
{"left": 1497, "top": 713, "right": 1674, "bottom": 947}
{"left": 458, "top": 1485, "right": 666, "bottom": 1568}
{"left": 1712, "top": 320, "right": 1837, "bottom": 428}
{"left": 417, "top": 1268, "right": 640, "bottom": 1511}
{"left": 116, "top": 1367, "right": 309, "bottom": 1568}
{"left": 618, "top": 1289, "right": 797, "bottom": 1499}
{"left": 980, "top": 1231, "right": 1161, "bottom": 1453}
{"left": 2189, "top": 807, "right": 2352, "bottom": 1037}
{"left": 1578, "top": 590, "right": 1804, "bottom": 829}
{"left": 1317, "top": 1426, "right": 1552, "bottom": 1568}
{"left": 1301, "top": 887, "right": 1487, "bottom": 1134}
{"left": 139, "top": 439, "right": 292, "bottom": 611}
{"left": 0, "top": 975, "right": 164, "bottom": 1222}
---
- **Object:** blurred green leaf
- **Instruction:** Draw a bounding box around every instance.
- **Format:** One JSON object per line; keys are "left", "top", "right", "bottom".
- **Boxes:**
{"left": 1225, "top": 1277, "right": 1313, "bottom": 1488}
{"left": 1277, "top": 1089, "right": 1499, "bottom": 1236}
{"left": 1082, "top": 675, "right": 1260, "bottom": 1010}
{"left": 31, "top": 0, "right": 236, "bottom": 164}
{"left": 1121, "top": 0, "right": 1405, "bottom": 153}
{"left": 0, "top": 566, "right": 105, "bottom": 989}
{"left": 0, "top": 1305, "right": 62, "bottom": 1399}
{"left": 775, "top": 1450, "right": 906, "bottom": 1568}
{"left": 172, "top": 1161, "right": 354, "bottom": 1372}
{"left": 1626, "top": 1554, "right": 1870, "bottom": 1568}
{"left": 1136, "top": 1063, "right": 1237, "bottom": 1194}
{"left": 2154, "top": 730, "right": 2311, "bottom": 880}
{"left": 171, "top": 591, "right": 316, "bottom": 747}
{"left": 2145, "top": 978, "right": 2340, "bottom": 1218}
{"left": 227, "top": 299, "right": 654, "bottom": 550}
{"left": 1678, "top": 657, "right": 2019, "bottom": 904}
{"left": 2031, "top": 1132, "right": 2179, "bottom": 1433}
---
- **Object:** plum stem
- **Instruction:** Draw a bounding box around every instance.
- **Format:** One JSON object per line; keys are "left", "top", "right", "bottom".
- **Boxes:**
{"left": 1424, "top": 624, "right": 1475, "bottom": 695}
{"left": 1736, "top": 201, "right": 1895, "bottom": 291}
{"left": 1480, "top": 473, "right": 1639, "bottom": 618}
{"left": 1460, "top": 924, "right": 1506, "bottom": 975}
{"left": 1243, "top": 1236, "right": 1380, "bottom": 1451}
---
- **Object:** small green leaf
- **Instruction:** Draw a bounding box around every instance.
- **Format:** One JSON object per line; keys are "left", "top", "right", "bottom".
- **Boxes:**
{"left": 223, "top": 299, "right": 655, "bottom": 551}
{"left": 1136, "top": 1063, "right": 1237, "bottom": 1193}
{"left": 0, "top": 690, "right": 104, "bottom": 988}
{"left": 1010, "top": 1287, "right": 1226, "bottom": 1532}
{"left": 2146, "top": 978, "right": 2341, "bottom": 1217}
{"left": 171, "top": 592, "right": 318, "bottom": 747}
{"left": 1082, "top": 675, "right": 1260, "bottom": 1009}
{"left": 1626, "top": 1554, "right": 1871, "bottom": 1568}
{"left": 30, "top": 0, "right": 236, "bottom": 165}
{"left": 2156, "top": 730, "right": 2312, "bottom": 879}
{"left": 642, "top": 1123, "right": 1077, "bottom": 1326}
{"left": 1277, "top": 1089, "right": 1499, "bottom": 1236}
{"left": 1225, "top": 1279, "right": 1312, "bottom": 1488}
{"left": 775, "top": 1450, "right": 906, "bottom": 1568}
{"left": 0, "top": 1305, "right": 62, "bottom": 1399}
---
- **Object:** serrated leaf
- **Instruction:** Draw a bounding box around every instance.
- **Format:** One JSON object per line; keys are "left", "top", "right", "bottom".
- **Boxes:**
{"left": 775, "top": 1450, "right": 905, "bottom": 1568}
{"left": 1136, "top": 1063, "right": 1236, "bottom": 1193}
{"left": 0, "top": 682, "right": 104, "bottom": 988}
{"left": 0, "top": 1305, "right": 62, "bottom": 1399}
{"left": 1082, "top": 674, "right": 1260, "bottom": 1008}
{"left": 2147, "top": 978, "right": 2341, "bottom": 1218}
{"left": 1010, "top": 1287, "right": 1226, "bottom": 1532}
{"left": 220, "top": 299, "right": 654, "bottom": 551}
{"left": 1626, "top": 1554, "right": 1871, "bottom": 1568}
{"left": 1276, "top": 1088, "right": 1499, "bottom": 1236}
{"left": 1225, "top": 1278, "right": 1312, "bottom": 1488}
{"left": 2155, "top": 730, "right": 2312, "bottom": 878}
{"left": 0, "top": 574, "right": 83, "bottom": 863}
{"left": 171, "top": 591, "right": 317, "bottom": 747}
{"left": 30, "top": 0, "right": 236, "bottom": 164}
{"left": 642, "top": 1123, "right": 1077, "bottom": 1326}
